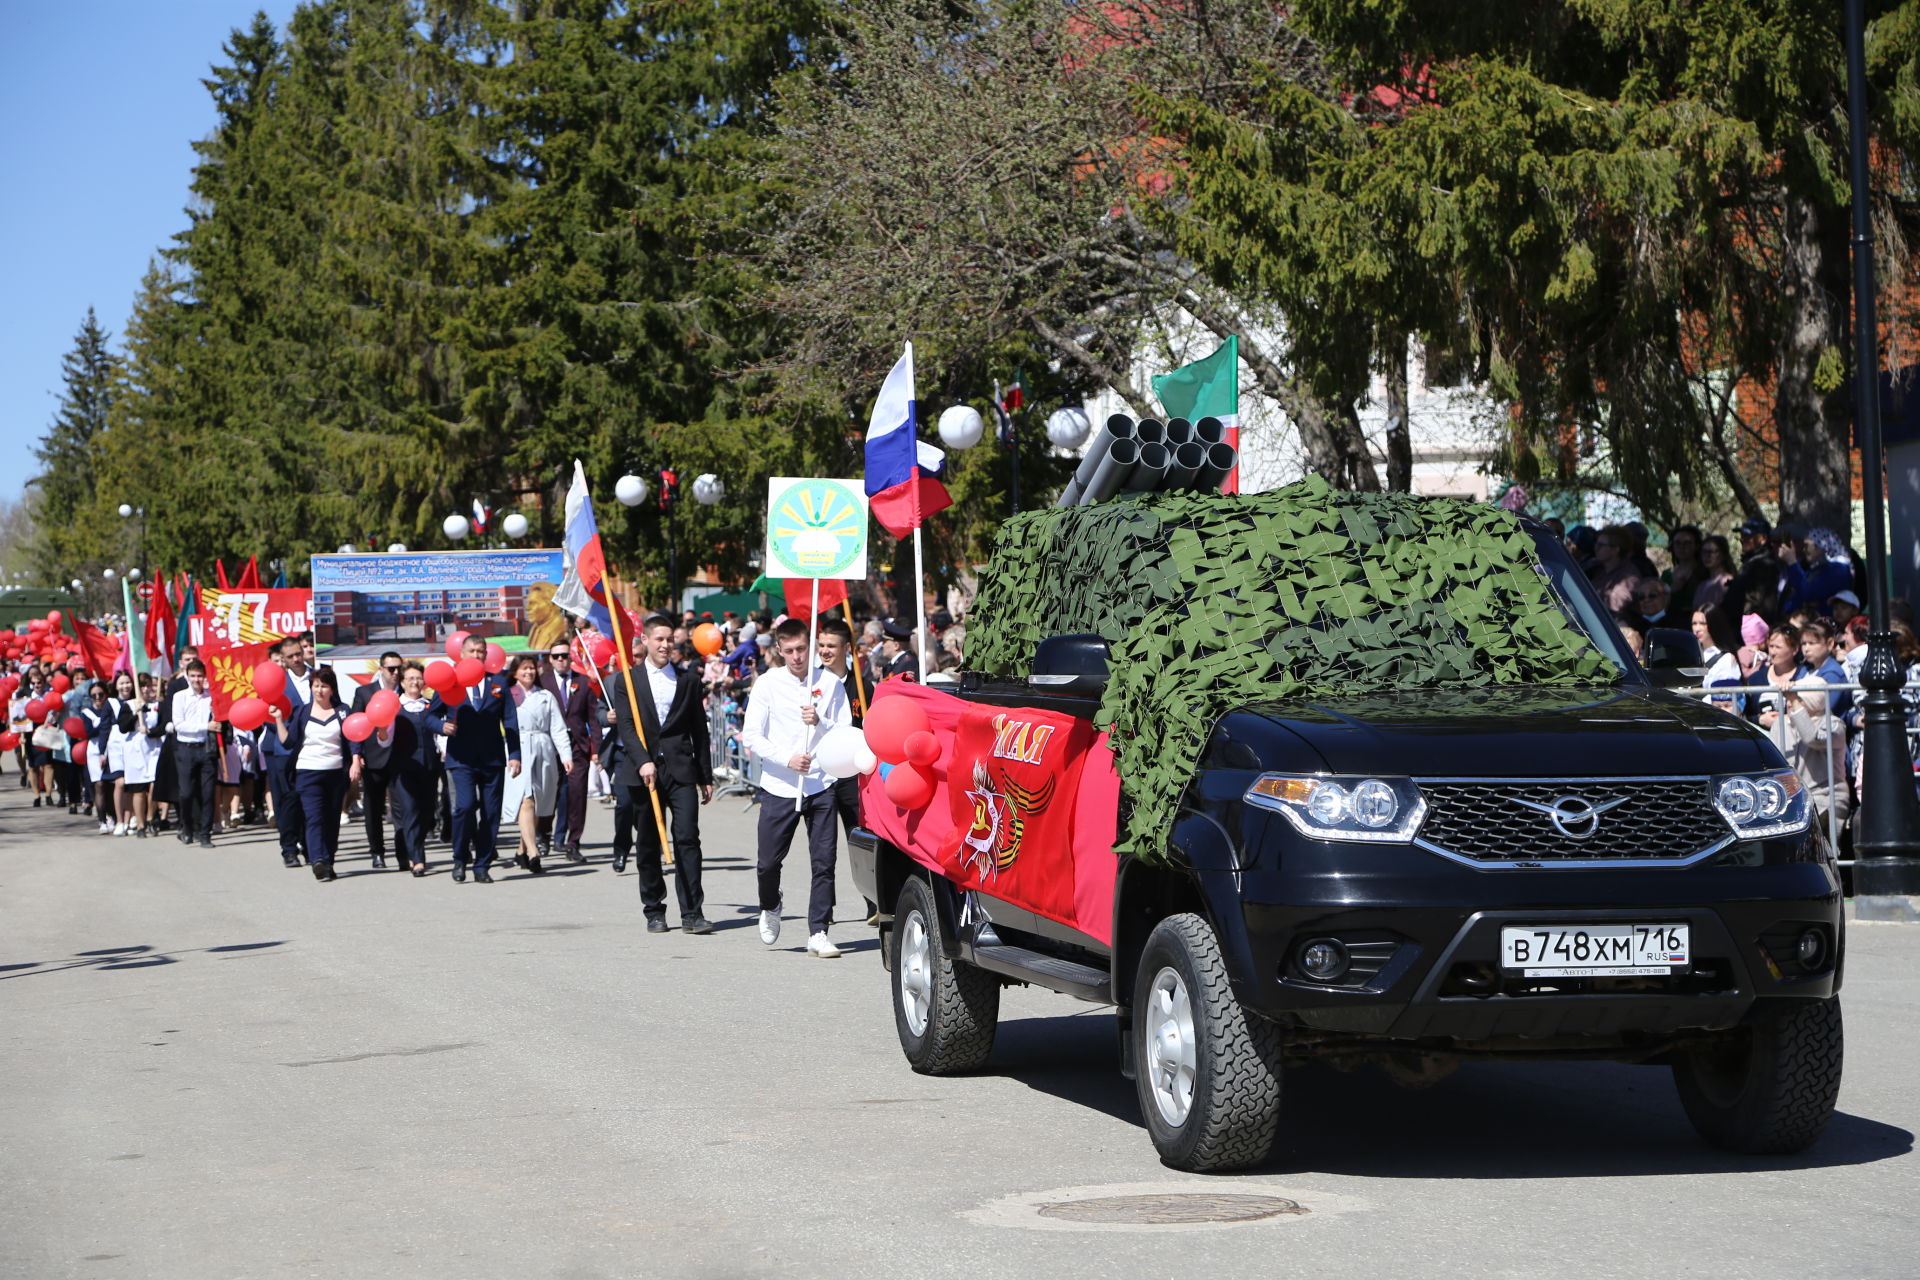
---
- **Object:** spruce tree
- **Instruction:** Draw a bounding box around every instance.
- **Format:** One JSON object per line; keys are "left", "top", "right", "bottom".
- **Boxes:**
{"left": 30, "top": 309, "right": 118, "bottom": 579}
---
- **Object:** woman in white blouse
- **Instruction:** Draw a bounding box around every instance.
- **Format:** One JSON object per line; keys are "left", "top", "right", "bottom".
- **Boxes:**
{"left": 269, "top": 667, "right": 350, "bottom": 881}
{"left": 503, "top": 653, "right": 572, "bottom": 875}
{"left": 113, "top": 673, "right": 165, "bottom": 837}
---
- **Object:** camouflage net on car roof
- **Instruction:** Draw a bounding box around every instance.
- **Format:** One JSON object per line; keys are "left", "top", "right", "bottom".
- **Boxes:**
{"left": 965, "top": 475, "right": 1619, "bottom": 863}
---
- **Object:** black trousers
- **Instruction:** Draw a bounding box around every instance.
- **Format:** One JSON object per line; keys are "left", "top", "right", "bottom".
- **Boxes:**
{"left": 359, "top": 765, "right": 392, "bottom": 858}
{"left": 615, "top": 776, "right": 704, "bottom": 920}
{"left": 544, "top": 753, "right": 591, "bottom": 849}
{"left": 389, "top": 768, "right": 437, "bottom": 868}
{"left": 176, "top": 741, "right": 217, "bottom": 840}
{"left": 834, "top": 775, "right": 860, "bottom": 840}
{"left": 266, "top": 756, "right": 304, "bottom": 859}
{"left": 294, "top": 768, "right": 347, "bottom": 866}
{"left": 755, "top": 787, "right": 838, "bottom": 934}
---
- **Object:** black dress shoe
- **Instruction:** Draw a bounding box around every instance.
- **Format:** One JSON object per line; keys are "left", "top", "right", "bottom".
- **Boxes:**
{"left": 681, "top": 916, "right": 714, "bottom": 935}
{"left": 536, "top": 836, "right": 552, "bottom": 857}
{"left": 646, "top": 917, "right": 670, "bottom": 933}
{"left": 198, "top": 836, "right": 214, "bottom": 849}
{"left": 513, "top": 852, "right": 531, "bottom": 871}
{"left": 310, "top": 861, "right": 331, "bottom": 881}
{"left": 370, "top": 852, "right": 387, "bottom": 869}
{"left": 282, "top": 854, "right": 301, "bottom": 868}
{"left": 563, "top": 844, "right": 584, "bottom": 863}
{"left": 526, "top": 855, "right": 545, "bottom": 875}
{"left": 611, "top": 853, "right": 627, "bottom": 873}
{"left": 410, "top": 863, "right": 426, "bottom": 878}
{"left": 473, "top": 868, "right": 494, "bottom": 883}
{"left": 452, "top": 862, "right": 467, "bottom": 883}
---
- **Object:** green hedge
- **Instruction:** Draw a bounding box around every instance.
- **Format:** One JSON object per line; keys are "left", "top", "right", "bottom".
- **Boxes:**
{"left": 966, "top": 476, "right": 1618, "bottom": 861}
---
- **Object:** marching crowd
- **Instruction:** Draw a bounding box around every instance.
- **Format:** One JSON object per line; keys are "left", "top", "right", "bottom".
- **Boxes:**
{"left": 3, "top": 607, "right": 954, "bottom": 957}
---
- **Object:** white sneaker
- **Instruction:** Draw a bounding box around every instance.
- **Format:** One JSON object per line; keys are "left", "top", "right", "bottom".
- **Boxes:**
{"left": 806, "top": 932, "right": 842, "bottom": 958}
{"left": 98, "top": 821, "right": 113, "bottom": 835}
{"left": 758, "top": 910, "right": 781, "bottom": 945}
{"left": 113, "top": 822, "right": 127, "bottom": 836}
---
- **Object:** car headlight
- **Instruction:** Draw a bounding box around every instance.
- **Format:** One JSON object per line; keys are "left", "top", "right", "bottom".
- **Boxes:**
{"left": 1244, "top": 774, "right": 1426, "bottom": 843}
{"left": 1712, "top": 770, "right": 1810, "bottom": 839}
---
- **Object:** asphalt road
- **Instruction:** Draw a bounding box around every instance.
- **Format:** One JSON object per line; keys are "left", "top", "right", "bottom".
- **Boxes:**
{"left": 2, "top": 776, "right": 1916, "bottom": 1279}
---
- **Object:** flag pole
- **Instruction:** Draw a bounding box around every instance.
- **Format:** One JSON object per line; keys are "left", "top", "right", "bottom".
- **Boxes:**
{"left": 841, "top": 598, "right": 868, "bottom": 716}
{"left": 797, "top": 577, "right": 822, "bottom": 812}
{"left": 603, "top": 570, "right": 675, "bottom": 867}
{"left": 912, "top": 525, "right": 928, "bottom": 681}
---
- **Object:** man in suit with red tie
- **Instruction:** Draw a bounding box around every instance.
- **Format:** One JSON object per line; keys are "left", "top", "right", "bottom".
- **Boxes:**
{"left": 608, "top": 615, "right": 712, "bottom": 933}
{"left": 428, "top": 633, "right": 520, "bottom": 883}
{"left": 538, "top": 639, "right": 600, "bottom": 862}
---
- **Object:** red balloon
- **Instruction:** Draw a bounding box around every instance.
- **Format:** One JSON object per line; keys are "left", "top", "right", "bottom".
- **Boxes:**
{"left": 589, "top": 634, "right": 615, "bottom": 669}
{"left": 863, "top": 695, "right": 932, "bottom": 764}
{"left": 270, "top": 693, "right": 293, "bottom": 718}
{"left": 70, "top": 740, "right": 87, "bottom": 765}
{"left": 903, "top": 729, "right": 941, "bottom": 767}
{"left": 228, "top": 697, "right": 270, "bottom": 732}
{"left": 23, "top": 699, "right": 47, "bottom": 724}
{"left": 45, "top": 610, "right": 61, "bottom": 626}
{"left": 692, "top": 623, "right": 724, "bottom": 657}
{"left": 342, "top": 711, "right": 375, "bottom": 743}
{"left": 366, "top": 689, "right": 400, "bottom": 728}
{"left": 424, "top": 660, "right": 459, "bottom": 693}
{"left": 63, "top": 716, "right": 87, "bottom": 740}
{"left": 251, "top": 661, "right": 287, "bottom": 699}
{"left": 454, "top": 657, "right": 486, "bottom": 688}
{"left": 0, "top": 731, "right": 17, "bottom": 751}
{"left": 883, "top": 761, "right": 935, "bottom": 809}
{"left": 445, "top": 629, "right": 471, "bottom": 660}
{"left": 484, "top": 642, "right": 507, "bottom": 674}
{"left": 49, "top": 673, "right": 71, "bottom": 694}
{"left": 27, "top": 619, "right": 47, "bottom": 632}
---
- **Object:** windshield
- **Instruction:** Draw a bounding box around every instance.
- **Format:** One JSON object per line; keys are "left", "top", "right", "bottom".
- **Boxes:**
{"left": 1527, "top": 528, "right": 1637, "bottom": 682}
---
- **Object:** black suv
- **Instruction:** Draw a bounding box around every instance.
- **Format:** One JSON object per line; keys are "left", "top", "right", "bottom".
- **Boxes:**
{"left": 849, "top": 525, "right": 1843, "bottom": 1171}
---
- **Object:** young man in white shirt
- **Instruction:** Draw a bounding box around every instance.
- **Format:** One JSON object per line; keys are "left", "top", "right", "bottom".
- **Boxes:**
{"left": 742, "top": 617, "right": 851, "bottom": 957}
{"left": 170, "top": 661, "right": 218, "bottom": 848}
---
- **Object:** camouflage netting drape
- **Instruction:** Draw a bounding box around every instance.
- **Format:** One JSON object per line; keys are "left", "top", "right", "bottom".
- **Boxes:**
{"left": 966, "top": 476, "right": 1620, "bottom": 862}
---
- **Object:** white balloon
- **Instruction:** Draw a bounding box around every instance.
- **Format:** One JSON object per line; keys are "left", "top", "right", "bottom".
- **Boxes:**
{"left": 387, "top": 543, "right": 408, "bottom": 554}
{"left": 692, "top": 473, "right": 725, "bottom": 505}
{"left": 853, "top": 743, "right": 878, "bottom": 775}
{"left": 815, "top": 724, "right": 867, "bottom": 780}
{"left": 126, "top": 568, "right": 141, "bottom": 580}
{"left": 502, "top": 513, "right": 529, "bottom": 538}
{"left": 338, "top": 544, "right": 357, "bottom": 554}
{"left": 443, "top": 514, "right": 470, "bottom": 540}
{"left": 614, "top": 473, "right": 649, "bottom": 506}
{"left": 117, "top": 503, "right": 133, "bottom": 518}
{"left": 937, "top": 404, "right": 985, "bottom": 450}
{"left": 103, "top": 568, "right": 117, "bottom": 579}
{"left": 1047, "top": 406, "right": 1093, "bottom": 448}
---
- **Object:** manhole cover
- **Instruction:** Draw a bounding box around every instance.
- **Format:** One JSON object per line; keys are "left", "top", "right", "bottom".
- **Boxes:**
{"left": 1037, "top": 1194, "right": 1307, "bottom": 1225}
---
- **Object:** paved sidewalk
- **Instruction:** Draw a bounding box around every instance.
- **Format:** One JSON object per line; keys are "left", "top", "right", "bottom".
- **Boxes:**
{"left": 2, "top": 773, "right": 1917, "bottom": 1279}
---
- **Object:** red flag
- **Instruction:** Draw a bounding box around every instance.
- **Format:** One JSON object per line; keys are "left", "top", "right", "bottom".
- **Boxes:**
{"left": 145, "top": 572, "right": 175, "bottom": 669}
{"left": 69, "top": 617, "right": 122, "bottom": 678}
{"left": 237, "top": 556, "right": 262, "bottom": 590}
{"left": 200, "top": 641, "right": 277, "bottom": 719}
{"left": 783, "top": 578, "right": 849, "bottom": 621}
{"left": 215, "top": 559, "right": 232, "bottom": 590}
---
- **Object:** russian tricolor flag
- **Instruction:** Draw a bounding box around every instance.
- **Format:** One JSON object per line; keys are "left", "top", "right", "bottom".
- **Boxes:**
{"left": 864, "top": 342, "right": 951, "bottom": 539}
{"left": 553, "top": 459, "right": 614, "bottom": 636}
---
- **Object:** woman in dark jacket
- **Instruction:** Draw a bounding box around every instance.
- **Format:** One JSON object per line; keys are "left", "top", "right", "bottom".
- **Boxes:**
{"left": 267, "top": 667, "right": 350, "bottom": 881}
{"left": 373, "top": 662, "right": 439, "bottom": 877}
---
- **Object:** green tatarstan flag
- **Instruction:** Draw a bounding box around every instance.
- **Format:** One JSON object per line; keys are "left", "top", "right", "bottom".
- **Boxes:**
{"left": 122, "top": 576, "right": 147, "bottom": 676}
{"left": 1152, "top": 335, "right": 1240, "bottom": 493}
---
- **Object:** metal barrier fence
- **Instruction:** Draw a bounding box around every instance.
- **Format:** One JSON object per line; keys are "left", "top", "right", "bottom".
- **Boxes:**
{"left": 1673, "top": 678, "right": 1920, "bottom": 869}
{"left": 709, "top": 696, "right": 759, "bottom": 802}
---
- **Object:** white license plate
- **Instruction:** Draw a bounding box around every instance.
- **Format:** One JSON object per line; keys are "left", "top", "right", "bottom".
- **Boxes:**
{"left": 1499, "top": 924, "right": 1690, "bottom": 976}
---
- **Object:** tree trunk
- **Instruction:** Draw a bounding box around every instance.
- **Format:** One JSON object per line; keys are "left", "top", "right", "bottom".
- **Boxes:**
{"left": 1335, "top": 400, "right": 1382, "bottom": 491}
{"left": 1383, "top": 336, "right": 1412, "bottom": 492}
{"left": 1774, "top": 192, "right": 1853, "bottom": 532}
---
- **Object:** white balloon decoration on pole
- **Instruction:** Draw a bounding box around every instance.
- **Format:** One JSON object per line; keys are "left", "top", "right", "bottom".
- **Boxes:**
{"left": 692, "top": 473, "right": 725, "bottom": 505}
{"left": 614, "top": 474, "right": 649, "bottom": 507}
{"left": 443, "top": 514, "right": 470, "bottom": 541}
{"left": 502, "top": 513, "right": 530, "bottom": 539}
{"left": 1046, "top": 406, "right": 1093, "bottom": 449}
{"left": 388, "top": 543, "right": 408, "bottom": 554}
{"left": 937, "top": 405, "right": 985, "bottom": 450}
{"left": 338, "top": 544, "right": 357, "bottom": 554}
{"left": 127, "top": 568, "right": 141, "bottom": 580}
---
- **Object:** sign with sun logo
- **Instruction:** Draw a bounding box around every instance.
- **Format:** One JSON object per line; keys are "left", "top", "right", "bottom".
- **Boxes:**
{"left": 765, "top": 478, "right": 869, "bottom": 580}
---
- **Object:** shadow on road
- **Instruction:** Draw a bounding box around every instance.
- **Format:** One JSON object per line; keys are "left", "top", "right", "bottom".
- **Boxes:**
{"left": 982, "top": 1011, "right": 1911, "bottom": 1176}
{"left": 0, "top": 939, "right": 288, "bottom": 980}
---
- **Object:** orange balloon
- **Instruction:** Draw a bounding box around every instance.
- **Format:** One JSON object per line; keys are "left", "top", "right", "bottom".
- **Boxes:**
{"left": 692, "top": 623, "right": 724, "bottom": 657}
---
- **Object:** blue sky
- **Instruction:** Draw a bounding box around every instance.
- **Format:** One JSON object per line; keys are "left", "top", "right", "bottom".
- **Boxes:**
{"left": 0, "top": 2, "right": 296, "bottom": 501}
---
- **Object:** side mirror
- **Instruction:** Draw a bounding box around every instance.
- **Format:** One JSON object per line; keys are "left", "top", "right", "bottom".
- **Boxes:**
{"left": 1031, "top": 633, "right": 1110, "bottom": 692}
{"left": 1643, "top": 627, "right": 1705, "bottom": 688}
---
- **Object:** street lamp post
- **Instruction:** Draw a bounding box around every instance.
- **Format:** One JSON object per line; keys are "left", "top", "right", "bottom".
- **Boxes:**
{"left": 1845, "top": 0, "right": 1920, "bottom": 911}
{"left": 616, "top": 468, "right": 723, "bottom": 613}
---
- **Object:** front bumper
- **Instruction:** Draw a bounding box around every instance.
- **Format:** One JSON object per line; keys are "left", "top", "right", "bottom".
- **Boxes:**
{"left": 1221, "top": 852, "right": 1841, "bottom": 1042}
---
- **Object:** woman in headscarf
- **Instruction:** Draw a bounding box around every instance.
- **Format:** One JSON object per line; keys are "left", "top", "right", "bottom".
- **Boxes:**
{"left": 1782, "top": 527, "right": 1854, "bottom": 617}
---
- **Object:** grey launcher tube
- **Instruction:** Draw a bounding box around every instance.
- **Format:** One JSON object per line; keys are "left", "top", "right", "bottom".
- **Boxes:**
{"left": 1057, "top": 414, "right": 1134, "bottom": 507}
{"left": 1192, "top": 442, "right": 1238, "bottom": 490}
{"left": 1165, "top": 440, "right": 1207, "bottom": 490}
{"left": 1124, "top": 441, "right": 1172, "bottom": 491}
{"left": 1081, "top": 437, "right": 1140, "bottom": 505}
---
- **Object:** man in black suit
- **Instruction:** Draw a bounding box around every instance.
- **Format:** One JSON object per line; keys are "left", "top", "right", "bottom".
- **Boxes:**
{"left": 427, "top": 633, "right": 520, "bottom": 883}
{"left": 349, "top": 650, "right": 405, "bottom": 868}
{"left": 538, "top": 639, "right": 601, "bottom": 862}
{"left": 608, "top": 615, "right": 713, "bottom": 934}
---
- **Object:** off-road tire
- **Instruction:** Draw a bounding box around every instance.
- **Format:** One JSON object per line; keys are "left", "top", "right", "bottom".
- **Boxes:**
{"left": 891, "top": 877, "right": 999, "bottom": 1074}
{"left": 1134, "top": 912, "right": 1285, "bottom": 1172}
{"left": 1673, "top": 996, "right": 1843, "bottom": 1154}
